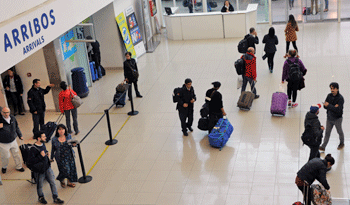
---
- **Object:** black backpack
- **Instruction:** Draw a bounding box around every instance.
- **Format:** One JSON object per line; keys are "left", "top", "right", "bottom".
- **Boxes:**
{"left": 287, "top": 59, "right": 303, "bottom": 81}
{"left": 234, "top": 58, "right": 245, "bottom": 75}
{"left": 238, "top": 38, "right": 248, "bottom": 54}
{"left": 172, "top": 87, "right": 182, "bottom": 103}
{"left": 301, "top": 128, "right": 317, "bottom": 147}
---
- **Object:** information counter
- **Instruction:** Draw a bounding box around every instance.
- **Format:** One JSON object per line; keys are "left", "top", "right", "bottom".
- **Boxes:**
{"left": 163, "top": 4, "right": 258, "bottom": 40}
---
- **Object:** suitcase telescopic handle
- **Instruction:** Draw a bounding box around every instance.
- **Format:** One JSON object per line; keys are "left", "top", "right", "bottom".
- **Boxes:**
{"left": 55, "top": 113, "right": 64, "bottom": 124}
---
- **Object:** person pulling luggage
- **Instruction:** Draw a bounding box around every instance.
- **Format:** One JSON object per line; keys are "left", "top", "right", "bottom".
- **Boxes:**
{"left": 295, "top": 154, "right": 334, "bottom": 205}
{"left": 241, "top": 47, "right": 259, "bottom": 99}
{"left": 206, "top": 82, "right": 227, "bottom": 132}
{"left": 176, "top": 78, "right": 196, "bottom": 136}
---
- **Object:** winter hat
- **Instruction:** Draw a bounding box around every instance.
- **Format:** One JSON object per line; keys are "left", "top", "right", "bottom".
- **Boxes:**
{"left": 310, "top": 104, "right": 321, "bottom": 113}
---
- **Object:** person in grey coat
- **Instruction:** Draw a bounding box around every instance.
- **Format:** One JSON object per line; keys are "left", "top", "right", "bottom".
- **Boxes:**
{"left": 262, "top": 27, "right": 278, "bottom": 73}
{"left": 295, "top": 154, "right": 334, "bottom": 205}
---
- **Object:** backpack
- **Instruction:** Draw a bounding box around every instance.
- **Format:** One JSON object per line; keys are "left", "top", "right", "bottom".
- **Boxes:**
{"left": 287, "top": 59, "right": 303, "bottom": 82}
{"left": 301, "top": 128, "right": 317, "bottom": 147}
{"left": 172, "top": 87, "right": 182, "bottom": 103}
{"left": 183, "top": 0, "right": 189, "bottom": 7}
{"left": 23, "top": 145, "right": 46, "bottom": 173}
{"left": 237, "top": 38, "right": 248, "bottom": 54}
{"left": 234, "top": 58, "right": 245, "bottom": 75}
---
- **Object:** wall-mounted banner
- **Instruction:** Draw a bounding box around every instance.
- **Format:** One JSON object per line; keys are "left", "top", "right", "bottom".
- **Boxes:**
{"left": 116, "top": 12, "right": 136, "bottom": 59}
{"left": 149, "top": 0, "right": 157, "bottom": 17}
{"left": 142, "top": 0, "right": 153, "bottom": 42}
{"left": 125, "top": 6, "right": 146, "bottom": 57}
{"left": 60, "top": 30, "right": 77, "bottom": 61}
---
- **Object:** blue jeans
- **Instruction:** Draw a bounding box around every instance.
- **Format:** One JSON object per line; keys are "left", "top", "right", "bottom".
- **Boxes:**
{"left": 241, "top": 76, "right": 257, "bottom": 95}
{"left": 35, "top": 168, "right": 58, "bottom": 199}
{"left": 325, "top": 0, "right": 328, "bottom": 9}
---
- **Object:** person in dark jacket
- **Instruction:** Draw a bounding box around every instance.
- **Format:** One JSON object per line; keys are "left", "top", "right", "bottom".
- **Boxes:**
{"left": 221, "top": 0, "right": 234, "bottom": 12}
{"left": 205, "top": 82, "right": 227, "bottom": 132}
{"left": 244, "top": 27, "right": 259, "bottom": 53}
{"left": 0, "top": 107, "right": 24, "bottom": 174}
{"left": 303, "top": 104, "right": 324, "bottom": 161}
{"left": 281, "top": 49, "right": 307, "bottom": 108}
{"left": 123, "top": 52, "right": 142, "bottom": 100}
{"left": 177, "top": 78, "right": 196, "bottom": 136}
{"left": 2, "top": 67, "right": 25, "bottom": 115}
{"left": 27, "top": 131, "right": 64, "bottom": 204}
{"left": 320, "top": 82, "right": 345, "bottom": 151}
{"left": 86, "top": 36, "right": 101, "bottom": 77}
{"left": 262, "top": 27, "right": 279, "bottom": 73}
{"left": 295, "top": 154, "right": 334, "bottom": 205}
{"left": 27, "top": 79, "right": 54, "bottom": 135}
{"left": 241, "top": 47, "right": 259, "bottom": 99}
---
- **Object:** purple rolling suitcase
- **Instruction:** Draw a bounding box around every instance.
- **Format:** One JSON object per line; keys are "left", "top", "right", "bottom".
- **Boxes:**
{"left": 270, "top": 92, "right": 288, "bottom": 116}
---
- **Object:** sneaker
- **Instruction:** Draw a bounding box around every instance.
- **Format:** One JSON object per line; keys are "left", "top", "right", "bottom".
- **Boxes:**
{"left": 292, "top": 103, "right": 298, "bottom": 108}
{"left": 75, "top": 131, "right": 80, "bottom": 135}
{"left": 319, "top": 146, "right": 325, "bottom": 151}
{"left": 1, "top": 168, "right": 6, "bottom": 174}
{"left": 188, "top": 127, "right": 193, "bottom": 132}
{"left": 324, "top": 9, "right": 328, "bottom": 12}
{"left": 269, "top": 69, "right": 273, "bottom": 73}
{"left": 136, "top": 94, "right": 143, "bottom": 98}
{"left": 337, "top": 144, "right": 345, "bottom": 150}
{"left": 283, "top": 54, "right": 288, "bottom": 58}
{"left": 254, "top": 95, "right": 260, "bottom": 99}
{"left": 288, "top": 100, "right": 292, "bottom": 107}
{"left": 53, "top": 198, "right": 64, "bottom": 204}
{"left": 262, "top": 55, "right": 267, "bottom": 60}
{"left": 183, "top": 131, "right": 188, "bottom": 136}
{"left": 39, "top": 197, "right": 48, "bottom": 204}
{"left": 16, "top": 168, "right": 25, "bottom": 172}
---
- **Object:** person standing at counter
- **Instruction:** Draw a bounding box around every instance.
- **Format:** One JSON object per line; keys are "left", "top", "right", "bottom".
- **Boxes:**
{"left": 221, "top": 1, "right": 234, "bottom": 12}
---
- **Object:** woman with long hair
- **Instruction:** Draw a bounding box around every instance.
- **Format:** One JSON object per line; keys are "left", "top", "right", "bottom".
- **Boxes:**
{"left": 284, "top": 15, "right": 299, "bottom": 58}
{"left": 262, "top": 27, "right": 279, "bottom": 73}
{"left": 51, "top": 124, "right": 78, "bottom": 188}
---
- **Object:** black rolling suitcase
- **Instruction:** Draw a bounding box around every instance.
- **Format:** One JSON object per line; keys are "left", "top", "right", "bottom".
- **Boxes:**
{"left": 42, "top": 113, "right": 64, "bottom": 142}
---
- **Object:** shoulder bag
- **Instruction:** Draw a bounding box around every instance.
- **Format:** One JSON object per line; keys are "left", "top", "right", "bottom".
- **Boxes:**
{"left": 70, "top": 90, "right": 83, "bottom": 108}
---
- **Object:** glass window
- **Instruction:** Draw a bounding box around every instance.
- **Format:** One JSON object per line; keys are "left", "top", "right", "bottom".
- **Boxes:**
{"left": 161, "top": 0, "right": 203, "bottom": 14}
{"left": 211, "top": 0, "right": 237, "bottom": 12}
{"left": 341, "top": 0, "right": 350, "bottom": 19}
{"left": 238, "top": 0, "right": 269, "bottom": 22}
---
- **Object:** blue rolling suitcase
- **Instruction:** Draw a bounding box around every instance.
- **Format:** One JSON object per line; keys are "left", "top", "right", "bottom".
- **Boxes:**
{"left": 208, "top": 118, "right": 234, "bottom": 150}
{"left": 97, "top": 66, "right": 103, "bottom": 79}
{"left": 113, "top": 92, "right": 126, "bottom": 107}
{"left": 89, "top": 62, "right": 98, "bottom": 82}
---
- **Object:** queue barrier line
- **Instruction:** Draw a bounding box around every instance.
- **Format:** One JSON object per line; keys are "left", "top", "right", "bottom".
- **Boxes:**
{"left": 86, "top": 116, "right": 131, "bottom": 175}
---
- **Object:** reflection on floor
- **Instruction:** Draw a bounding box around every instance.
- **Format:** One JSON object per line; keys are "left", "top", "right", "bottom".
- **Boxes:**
{"left": 1, "top": 21, "right": 350, "bottom": 204}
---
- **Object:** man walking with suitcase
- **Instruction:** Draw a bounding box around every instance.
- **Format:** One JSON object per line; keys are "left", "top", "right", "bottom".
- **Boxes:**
{"left": 0, "top": 107, "right": 25, "bottom": 174}
{"left": 27, "top": 79, "right": 54, "bottom": 135}
{"left": 177, "top": 78, "right": 196, "bottom": 136}
{"left": 319, "top": 82, "right": 345, "bottom": 151}
{"left": 241, "top": 47, "right": 259, "bottom": 99}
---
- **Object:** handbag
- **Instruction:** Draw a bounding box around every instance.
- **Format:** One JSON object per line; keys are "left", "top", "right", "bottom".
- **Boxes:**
{"left": 127, "top": 61, "right": 139, "bottom": 80}
{"left": 70, "top": 90, "right": 83, "bottom": 108}
{"left": 116, "top": 81, "right": 128, "bottom": 92}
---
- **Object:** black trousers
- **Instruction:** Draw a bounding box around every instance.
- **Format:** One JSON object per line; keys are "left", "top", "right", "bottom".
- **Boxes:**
{"left": 308, "top": 145, "right": 320, "bottom": 161}
{"left": 287, "top": 80, "right": 299, "bottom": 102}
{"left": 286, "top": 41, "right": 298, "bottom": 54}
{"left": 297, "top": 185, "right": 312, "bottom": 205}
{"left": 266, "top": 52, "right": 276, "bottom": 70}
{"left": 208, "top": 112, "right": 223, "bottom": 133}
{"left": 128, "top": 81, "right": 141, "bottom": 99}
{"left": 32, "top": 111, "right": 45, "bottom": 134}
{"left": 7, "top": 92, "right": 24, "bottom": 114}
{"left": 179, "top": 109, "right": 194, "bottom": 132}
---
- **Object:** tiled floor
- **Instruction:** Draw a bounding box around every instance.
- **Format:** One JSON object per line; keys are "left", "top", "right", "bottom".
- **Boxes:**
{"left": 1, "top": 21, "right": 350, "bottom": 204}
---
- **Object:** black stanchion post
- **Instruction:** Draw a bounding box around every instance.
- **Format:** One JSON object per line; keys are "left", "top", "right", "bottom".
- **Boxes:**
{"left": 77, "top": 144, "right": 92, "bottom": 183}
{"left": 127, "top": 83, "right": 139, "bottom": 116}
{"left": 105, "top": 109, "right": 118, "bottom": 145}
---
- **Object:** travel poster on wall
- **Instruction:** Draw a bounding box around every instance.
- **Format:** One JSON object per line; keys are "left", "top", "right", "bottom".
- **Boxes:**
{"left": 60, "top": 30, "right": 77, "bottom": 61}
{"left": 125, "top": 6, "right": 146, "bottom": 57}
{"left": 142, "top": 0, "right": 153, "bottom": 42}
{"left": 116, "top": 12, "right": 136, "bottom": 59}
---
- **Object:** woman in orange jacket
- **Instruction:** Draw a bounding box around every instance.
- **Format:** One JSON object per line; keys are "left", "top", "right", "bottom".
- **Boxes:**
{"left": 284, "top": 14, "right": 299, "bottom": 57}
{"left": 59, "top": 81, "right": 79, "bottom": 135}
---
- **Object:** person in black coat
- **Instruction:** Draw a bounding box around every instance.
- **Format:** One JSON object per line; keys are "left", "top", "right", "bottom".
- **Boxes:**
{"left": 177, "top": 78, "right": 196, "bottom": 136}
{"left": 86, "top": 36, "right": 101, "bottom": 76}
{"left": 221, "top": 1, "right": 234, "bottom": 12}
{"left": 244, "top": 27, "right": 259, "bottom": 53}
{"left": 123, "top": 52, "right": 142, "bottom": 100}
{"left": 27, "top": 79, "right": 54, "bottom": 135}
{"left": 205, "top": 82, "right": 227, "bottom": 132}
{"left": 302, "top": 104, "right": 324, "bottom": 161}
{"left": 262, "top": 27, "right": 279, "bottom": 73}
{"left": 2, "top": 67, "right": 25, "bottom": 115}
{"left": 295, "top": 154, "right": 334, "bottom": 205}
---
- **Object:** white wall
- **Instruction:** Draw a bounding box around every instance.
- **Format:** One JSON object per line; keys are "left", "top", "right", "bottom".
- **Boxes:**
{"left": 0, "top": 82, "right": 8, "bottom": 108}
{"left": 0, "top": 0, "right": 48, "bottom": 23}
{"left": 92, "top": 3, "right": 124, "bottom": 69}
{"left": 15, "top": 48, "right": 55, "bottom": 111}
